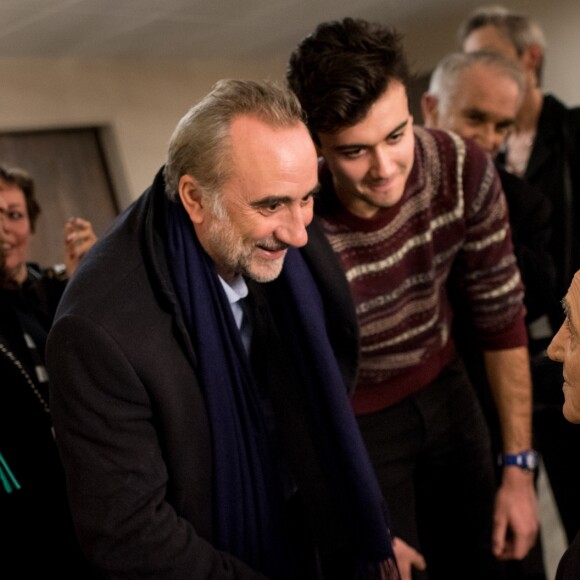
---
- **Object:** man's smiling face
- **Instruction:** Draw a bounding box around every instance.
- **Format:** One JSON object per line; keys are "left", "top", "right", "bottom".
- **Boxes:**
{"left": 183, "top": 114, "right": 319, "bottom": 283}
{"left": 317, "top": 80, "right": 415, "bottom": 219}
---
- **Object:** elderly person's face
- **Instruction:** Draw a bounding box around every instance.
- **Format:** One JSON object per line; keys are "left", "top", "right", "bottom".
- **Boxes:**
{"left": 422, "top": 63, "right": 520, "bottom": 158}
{"left": 0, "top": 180, "right": 32, "bottom": 284}
{"left": 179, "top": 114, "right": 318, "bottom": 283}
{"left": 548, "top": 271, "right": 580, "bottom": 423}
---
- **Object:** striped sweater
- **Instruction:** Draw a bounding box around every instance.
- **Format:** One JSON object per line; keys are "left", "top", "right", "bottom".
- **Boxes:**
{"left": 316, "top": 127, "right": 527, "bottom": 415}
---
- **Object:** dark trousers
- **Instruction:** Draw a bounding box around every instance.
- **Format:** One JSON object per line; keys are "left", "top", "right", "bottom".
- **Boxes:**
{"left": 357, "top": 358, "right": 502, "bottom": 580}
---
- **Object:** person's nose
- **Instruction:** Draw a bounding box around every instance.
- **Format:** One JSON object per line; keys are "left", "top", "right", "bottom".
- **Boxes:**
{"left": 477, "top": 124, "right": 503, "bottom": 157}
{"left": 275, "top": 203, "right": 313, "bottom": 248}
{"left": 547, "top": 323, "right": 566, "bottom": 363}
{"left": 369, "top": 145, "right": 394, "bottom": 178}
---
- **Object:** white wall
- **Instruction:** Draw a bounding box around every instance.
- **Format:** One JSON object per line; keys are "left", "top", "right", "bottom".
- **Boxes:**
{"left": 0, "top": 0, "right": 578, "bottom": 206}
{"left": 402, "top": 0, "right": 580, "bottom": 107}
{"left": 0, "top": 57, "right": 287, "bottom": 204}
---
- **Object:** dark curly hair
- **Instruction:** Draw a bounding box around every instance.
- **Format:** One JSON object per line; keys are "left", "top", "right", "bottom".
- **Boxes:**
{"left": 0, "top": 164, "right": 41, "bottom": 232}
{"left": 287, "top": 17, "right": 411, "bottom": 141}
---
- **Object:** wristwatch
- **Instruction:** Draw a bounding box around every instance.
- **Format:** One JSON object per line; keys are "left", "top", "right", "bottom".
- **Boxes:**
{"left": 498, "top": 449, "right": 539, "bottom": 471}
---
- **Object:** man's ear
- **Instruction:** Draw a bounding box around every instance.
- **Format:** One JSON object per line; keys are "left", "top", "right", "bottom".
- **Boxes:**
{"left": 421, "top": 93, "right": 439, "bottom": 127}
{"left": 521, "top": 43, "right": 543, "bottom": 83}
{"left": 178, "top": 174, "right": 205, "bottom": 224}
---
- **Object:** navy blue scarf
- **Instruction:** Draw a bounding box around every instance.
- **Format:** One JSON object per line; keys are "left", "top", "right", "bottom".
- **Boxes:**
{"left": 164, "top": 195, "right": 397, "bottom": 579}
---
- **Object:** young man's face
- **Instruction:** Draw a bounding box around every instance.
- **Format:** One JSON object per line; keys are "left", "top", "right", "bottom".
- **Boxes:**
{"left": 423, "top": 63, "right": 521, "bottom": 157}
{"left": 548, "top": 271, "right": 580, "bottom": 424}
{"left": 317, "top": 80, "right": 415, "bottom": 219}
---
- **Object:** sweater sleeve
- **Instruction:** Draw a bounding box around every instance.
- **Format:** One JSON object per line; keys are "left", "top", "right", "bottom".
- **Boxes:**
{"left": 454, "top": 141, "right": 528, "bottom": 351}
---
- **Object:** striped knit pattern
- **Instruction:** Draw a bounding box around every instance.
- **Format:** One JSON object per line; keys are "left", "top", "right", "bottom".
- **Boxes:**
{"left": 317, "top": 127, "right": 527, "bottom": 415}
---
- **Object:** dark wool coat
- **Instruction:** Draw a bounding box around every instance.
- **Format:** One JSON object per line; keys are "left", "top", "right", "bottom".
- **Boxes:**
{"left": 46, "top": 169, "right": 358, "bottom": 580}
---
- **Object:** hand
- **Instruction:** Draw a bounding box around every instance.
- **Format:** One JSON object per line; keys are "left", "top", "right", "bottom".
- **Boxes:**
{"left": 392, "top": 536, "right": 426, "bottom": 580}
{"left": 64, "top": 217, "right": 97, "bottom": 276}
{"left": 492, "top": 466, "right": 539, "bottom": 560}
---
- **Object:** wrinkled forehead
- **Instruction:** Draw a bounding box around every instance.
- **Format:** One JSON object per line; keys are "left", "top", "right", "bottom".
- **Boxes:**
{"left": 565, "top": 272, "right": 580, "bottom": 323}
{"left": 455, "top": 64, "right": 522, "bottom": 106}
{"left": 463, "top": 26, "right": 519, "bottom": 60}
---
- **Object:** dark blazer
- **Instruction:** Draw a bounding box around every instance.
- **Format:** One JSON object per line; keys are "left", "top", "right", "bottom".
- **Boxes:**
{"left": 46, "top": 171, "right": 359, "bottom": 580}
{"left": 496, "top": 166, "right": 555, "bottom": 324}
{"left": 506, "top": 95, "right": 580, "bottom": 321}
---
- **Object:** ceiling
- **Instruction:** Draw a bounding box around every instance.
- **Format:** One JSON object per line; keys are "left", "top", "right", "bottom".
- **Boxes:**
{"left": 0, "top": 0, "right": 471, "bottom": 60}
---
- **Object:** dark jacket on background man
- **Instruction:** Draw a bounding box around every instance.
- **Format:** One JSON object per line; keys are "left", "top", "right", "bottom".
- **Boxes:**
{"left": 500, "top": 94, "right": 580, "bottom": 326}
{"left": 495, "top": 167, "right": 554, "bottom": 326}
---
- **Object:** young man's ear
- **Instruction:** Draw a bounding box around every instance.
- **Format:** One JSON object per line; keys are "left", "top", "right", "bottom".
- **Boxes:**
{"left": 421, "top": 93, "right": 439, "bottom": 128}
{"left": 178, "top": 174, "right": 205, "bottom": 224}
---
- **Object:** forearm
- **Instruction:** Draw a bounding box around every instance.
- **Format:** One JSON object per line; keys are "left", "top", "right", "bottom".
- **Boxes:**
{"left": 483, "top": 346, "right": 533, "bottom": 453}
{"left": 484, "top": 346, "right": 538, "bottom": 560}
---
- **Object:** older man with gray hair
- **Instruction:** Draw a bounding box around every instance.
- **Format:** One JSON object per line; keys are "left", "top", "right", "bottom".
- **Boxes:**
{"left": 459, "top": 4, "right": 580, "bottom": 334}
{"left": 424, "top": 51, "right": 524, "bottom": 155}
{"left": 46, "top": 79, "right": 397, "bottom": 580}
{"left": 548, "top": 269, "right": 580, "bottom": 578}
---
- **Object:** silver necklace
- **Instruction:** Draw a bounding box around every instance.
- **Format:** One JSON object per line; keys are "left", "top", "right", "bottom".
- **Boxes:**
{"left": 0, "top": 343, "right": 50, "bottom": 414}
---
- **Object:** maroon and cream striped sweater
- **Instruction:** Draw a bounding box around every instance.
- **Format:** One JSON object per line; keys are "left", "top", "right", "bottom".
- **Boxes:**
{"left": 317, "top": 127, "right": 527, "bottom": 415}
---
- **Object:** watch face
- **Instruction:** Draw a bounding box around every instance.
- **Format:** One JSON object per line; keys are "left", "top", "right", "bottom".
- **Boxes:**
{"left": 525, "top": 451, "right": 539, "bottom": 470}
